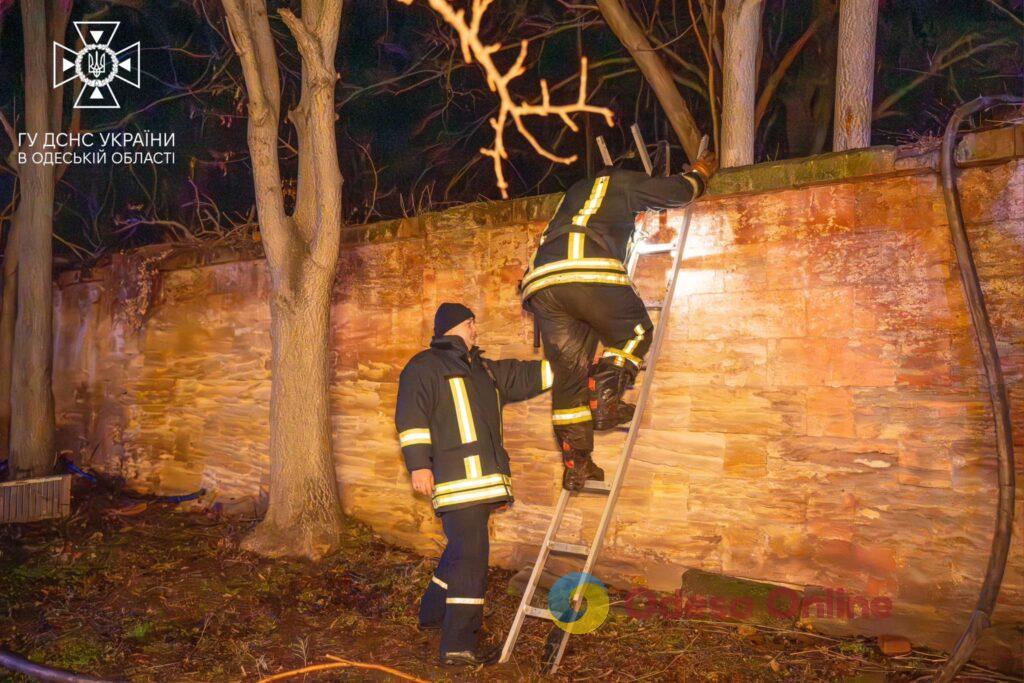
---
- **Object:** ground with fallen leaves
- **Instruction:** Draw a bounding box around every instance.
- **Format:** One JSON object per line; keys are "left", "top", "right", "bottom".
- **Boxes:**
{"left": 0, "top": 484, "right": 1013, "bottom": 682}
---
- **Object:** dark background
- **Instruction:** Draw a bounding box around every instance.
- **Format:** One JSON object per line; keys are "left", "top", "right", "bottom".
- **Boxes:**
{"left": 0, "top": 0, "right": 1020, "bottom": 266}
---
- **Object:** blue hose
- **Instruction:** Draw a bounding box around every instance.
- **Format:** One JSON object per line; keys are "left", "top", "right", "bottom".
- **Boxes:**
{"left": 62, "top": 459, "right": 98, "bottom": 483}
{"left": 61, "top": 457, "right": 205, "bottom": 503}
{"left": 152, "top": 489, "right": 206, "bottom": 503}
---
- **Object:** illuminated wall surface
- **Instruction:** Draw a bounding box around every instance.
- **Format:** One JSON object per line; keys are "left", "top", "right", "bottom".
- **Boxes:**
{"left": 53, "top": 127, "right": 1023, "bottom": 670}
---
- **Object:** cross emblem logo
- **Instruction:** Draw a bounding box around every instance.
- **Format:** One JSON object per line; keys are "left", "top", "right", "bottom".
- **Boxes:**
{"left": 53, "top": 22, "right": 140, "bottom": 109}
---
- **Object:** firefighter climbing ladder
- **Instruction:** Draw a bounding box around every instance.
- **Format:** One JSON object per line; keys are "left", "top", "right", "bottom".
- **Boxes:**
{"left": 500, "top": 131, "right": 709, "bottom": 673}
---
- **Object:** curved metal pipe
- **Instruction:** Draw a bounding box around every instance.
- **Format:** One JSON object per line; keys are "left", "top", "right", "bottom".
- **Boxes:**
{"left": 0, "top": 649, "right": 121, "bottom": 682}
{"left": 935, "top": 95, "right": 1021, "bottom": 682}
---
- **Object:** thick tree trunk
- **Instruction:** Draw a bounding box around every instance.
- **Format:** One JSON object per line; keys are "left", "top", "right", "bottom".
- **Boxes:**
{"left": 223, "top": 0, "right": 345, "bottom": 559}
{"left": 595, "top": 0, "right": 702, "bottom": 162}
{"left": 9, "top": 2, "right": 56, "bottom": 479}
{"left": 0, "top": 219, "right": 18, "bottom": 462}
{"left": 721, "top": 0, "right": 764, "bottom": 167}
{"left": 242, "top": 266, "right": 344, "bottom": 558}
{"left": 833, "top": 0, "right": 878, "bottom": 151}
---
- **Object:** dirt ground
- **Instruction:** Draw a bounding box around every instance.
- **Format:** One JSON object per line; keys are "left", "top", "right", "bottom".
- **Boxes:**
{"left": 0, "top": 483, "right": 1013, "bottom": 682}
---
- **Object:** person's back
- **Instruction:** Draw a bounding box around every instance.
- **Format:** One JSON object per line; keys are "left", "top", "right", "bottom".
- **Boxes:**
{"left": 538, "top": 167, "right": 705, "bottom": 262}
{"left": 522, "top": 165, "right": 710, "bottom": 300}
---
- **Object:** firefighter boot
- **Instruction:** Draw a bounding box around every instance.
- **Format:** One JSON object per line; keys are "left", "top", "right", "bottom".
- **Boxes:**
{"left": 589, "top": 357, "right": 640, "bottom": 431}
{"left": 561, "top": 442, "right": 605, "bottom": 492}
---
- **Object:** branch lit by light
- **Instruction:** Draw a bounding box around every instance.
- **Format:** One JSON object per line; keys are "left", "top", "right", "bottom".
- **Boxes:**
{"left": 396, "top": 0, "right": 615, "bottom": 198}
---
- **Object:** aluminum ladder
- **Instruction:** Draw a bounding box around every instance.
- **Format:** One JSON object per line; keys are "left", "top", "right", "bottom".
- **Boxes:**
{"left": 500, "top": 134, "right": 709, "bottom": 673}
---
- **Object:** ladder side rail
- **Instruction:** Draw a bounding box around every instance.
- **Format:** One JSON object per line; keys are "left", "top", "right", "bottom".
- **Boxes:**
{"left": 499, "top": 487, "right": 574, "bottom": 663}
{"left": 547, "top": 136, "right": 707, "bottom": 673}
{"left": 630, "top": 123, "right": 654, "bottom": 176}
{"left": 595, "top": 135, "right": 613, "bottom": 167}
{"left": 547, "top": 196, "right": 699, "bottom": 673}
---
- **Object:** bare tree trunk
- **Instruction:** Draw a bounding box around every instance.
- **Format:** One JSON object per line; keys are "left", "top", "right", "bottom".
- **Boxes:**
{"left": 253, "top": 275, "right": 341, "bottom": 556}
{"left": 9, "top": 2, "right": 61, "bottom": 479}
{"left": 0, "top": 218, "right": 18, "bottom": 463}
{"left": 721, "top": 0, "right": 763, "bottom": 167}
{"left": 833, "top": 0, "right": 878, "bottom": 150}
{"left": 223, "top": 0, "right": 345, "bottom": 559}
{"left": 596, "top": 0, "right": 702, "bottom": 162}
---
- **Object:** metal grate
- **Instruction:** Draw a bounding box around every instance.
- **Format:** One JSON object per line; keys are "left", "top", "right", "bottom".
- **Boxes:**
{"left": 0, "top": 474, "right": 72, "bottom": 523}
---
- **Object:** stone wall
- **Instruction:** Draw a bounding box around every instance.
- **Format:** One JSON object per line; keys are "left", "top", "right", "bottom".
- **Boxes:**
{"left": 52, "top": 128, "right": 1024, "bottom": 671}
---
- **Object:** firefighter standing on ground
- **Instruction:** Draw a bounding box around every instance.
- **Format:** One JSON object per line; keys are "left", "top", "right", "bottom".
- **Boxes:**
{"left": 395, "top": 303, "right": 552, "bottom": 666}
{"left": 520, "top": 154, "right": 718, "bottom": 491}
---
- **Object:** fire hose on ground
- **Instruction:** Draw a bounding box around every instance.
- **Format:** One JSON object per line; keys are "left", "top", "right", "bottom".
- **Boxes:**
{"left": 934, "top": 95, "right": 1021, "bottom": 683}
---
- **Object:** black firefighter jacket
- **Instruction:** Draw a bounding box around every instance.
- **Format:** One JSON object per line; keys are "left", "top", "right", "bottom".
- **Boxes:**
{"left": 395, "top": 335, "right": 553, "bottom": 514}
{"left": 520, "top": 167, "right": 706, "bottom": 301}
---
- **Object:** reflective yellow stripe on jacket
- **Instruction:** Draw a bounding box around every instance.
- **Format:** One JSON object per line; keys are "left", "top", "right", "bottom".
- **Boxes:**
{"left": 541, "top": 360, "right": 554, "bottom": 390}
{"left": 448, "top": 377, "right": 477, "bottom": 444}
{"left": 521, "top": 175, "right": 634, "bottom": 299}
{"left": 552, "top": 406, "right": 592, "bottom": 425}
{"left": 521, "top": 268, "right": 631, "bottom": 300}
{"left": 398, "top": 428, "right": 431, "bottom": 446}
{"left": 463, "top": 455, "right": 482, "bottom": 479}
{"left": 432, "top": 472, "right": 513, "bottom": 510}
{"left": 571, "top": 176, "right": 609, "bottom": 227}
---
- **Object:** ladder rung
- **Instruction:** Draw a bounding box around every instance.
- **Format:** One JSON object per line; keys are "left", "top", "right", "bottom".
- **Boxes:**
{"left": 634, "top": 242, "right": 676, "bottom": 255}
{"left": 645, "top": 300, "right": 664, "bottom": 311}
{"left": 524, "top": 605, "right": 555, "bottom": 621}
{"left": 548, "top": 541, "right": 590, "bottom": 557}
{"left": 581, "top": 480, "right": 613, "bottom": 493}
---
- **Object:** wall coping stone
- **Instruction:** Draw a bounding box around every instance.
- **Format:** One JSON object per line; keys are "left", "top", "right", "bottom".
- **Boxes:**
{"left": 336, "top": 123, "right": 1022, "bottom": 246}
{"left": 59, "top": 123, "right": 1022, "bottom": 282}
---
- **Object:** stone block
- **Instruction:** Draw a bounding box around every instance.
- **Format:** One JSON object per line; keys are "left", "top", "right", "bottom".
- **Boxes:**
{"left": 689, "top": 386, "right": 805, "bottom": 436}
{"left": 957, "top": 125, "right": 1021, "bottom": 165}
{"left": 806, "top": 387, "right": 857, "bottom": 438}
{"left": 854, "top": 174, "right": 946, "bottom": 232}
{"left": 723, "top": 434, "right": 768, "bottom": 478}
{"left": 686, "top": 289, "right": 806, "bottom": 340}
{"left": 658, "top": 340, "right": 768, "bottom": 387}
{"left": 958, "top": 160, "right": 1024, "bottom": 223}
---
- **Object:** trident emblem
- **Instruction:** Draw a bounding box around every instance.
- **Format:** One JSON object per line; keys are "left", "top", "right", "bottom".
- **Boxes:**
{"left": 87, "top": 50, "right": 106, "bottom": 78}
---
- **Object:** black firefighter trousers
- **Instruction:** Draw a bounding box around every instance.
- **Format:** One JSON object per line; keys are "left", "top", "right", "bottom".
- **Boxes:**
{"left": 419, "top": 503, "right": 492, "bottom": 655}
{"left": 527, "top": 282, "right": 653, "bottom": 453}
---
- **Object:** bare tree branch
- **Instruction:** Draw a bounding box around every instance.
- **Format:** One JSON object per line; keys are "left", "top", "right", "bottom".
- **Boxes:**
{"left": 221, "top": 0, "right": 291, "bottom": 270}
{"left": 756, "top": 4, "right": 834, "bottom": 127}
{"left": 873, "top": 34, "right": 1011, "bottom": 121}
{"left": 597, "top": 0, "right": 702, "bottom": 161}
{"left": 982, "top": 0, "right": 1024, "bottom": 29}
{"left": 398, "top": 0, "right": 614, "bottom": 198}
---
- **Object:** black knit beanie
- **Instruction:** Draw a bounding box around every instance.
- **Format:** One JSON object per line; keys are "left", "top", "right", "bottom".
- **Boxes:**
{"left": 433, "top": 302, "right": 475, "bottom": 338}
